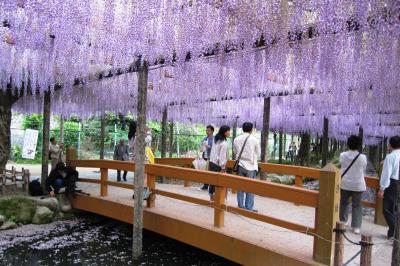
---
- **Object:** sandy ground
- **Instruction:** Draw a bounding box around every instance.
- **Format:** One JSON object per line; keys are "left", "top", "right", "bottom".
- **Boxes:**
{"left": 7, "top": 163, "right": 393, "bottom": 265}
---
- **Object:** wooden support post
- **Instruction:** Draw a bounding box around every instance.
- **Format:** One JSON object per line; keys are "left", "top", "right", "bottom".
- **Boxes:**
{"left": 146, "top": 174, "right": 156, "bottom": 208}
{"left": 100, "top": 114, "right": 106, "bottom": 159}
{"left": 168, "top": 122, "right": 174, "bottom": 158}
{"left": 358, "top": 126, "right": 364, "bottom": 153}
{"left": 313, "top": 163, "right": 340, "bottom": 265}
{"left": 391, "top": 182, "right": 400, "bottom": 266}
{"left": 133, "top": 59, "right": 149, "bottom": 259}
{"left": 278, "top": 130, "right": 283, "bottom": 164}
{"left": 160, "top": 107, "right": 168, "bottom": 183}
{"left": 260, "top": 97, "right": 270, "bottom": 180}
{"left": 11, "top": 166, "right": 16, "bottom": 191}
{"left": 321, "top": 117, "right": 329, "bottom": 167}
{"left": 100, "top": 168, "right": 108, "bottom": 197}
{"left": 360, "top": 235, "right": 372, "bottom": 266}
{"left": 23, "top": 169, "right": 30, "bottom": 194}
{"left": 41, "top": 91, "right": 51, "bottom": 190}
{"left": 375, "top": 196, "right": 387, "bottom": 226}
{"left": 299, "top": 132, "right": 311, "bottom": 166}
{"left": 333, "top": 222, "right": 345, "bottom": 266}
{"left": 294, "top": 175, "right": 303, "bottom": 187}
{"left": 214, "top": 186, "right": 226, "bottom": 228}
{"left": 232, "top": 120, "right": 237, "bottom": 160}
{"left": 66, "top": 147, "right": 77, "bottom": 168}
{"left": 273, "top": 132, "right": 277, "bottom": 159}
{"left": 383, "top": 137, "right": 388, "bottom": 160}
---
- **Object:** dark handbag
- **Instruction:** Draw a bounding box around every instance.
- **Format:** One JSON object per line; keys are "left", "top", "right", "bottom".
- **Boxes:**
{"left": 233, "top": 135, "right": 250, "bottom": 172}
{"left": 341, "top": 152, "right": 361, "bottom": 178}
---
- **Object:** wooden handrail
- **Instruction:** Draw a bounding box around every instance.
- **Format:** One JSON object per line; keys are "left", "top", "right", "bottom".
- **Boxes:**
{"left": 146, "top": 164, "right": 318, "bottom": 207}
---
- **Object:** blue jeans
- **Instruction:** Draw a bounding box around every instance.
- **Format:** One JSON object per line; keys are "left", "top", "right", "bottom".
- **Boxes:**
{"left": 237, "top": 166, "right": 257, "bottom": 210}
{"left": 54, "top": 178, "right": 64, "bottom": 193}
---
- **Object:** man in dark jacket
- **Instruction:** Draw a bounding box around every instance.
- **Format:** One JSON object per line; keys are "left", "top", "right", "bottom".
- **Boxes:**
{"left": 113, "top": 139, "right": 130, "bottom": 181}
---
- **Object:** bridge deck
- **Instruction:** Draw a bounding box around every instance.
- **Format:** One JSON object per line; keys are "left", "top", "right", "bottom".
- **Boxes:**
{"left": 74, "top": 179, "right": 391, "bottom": 266}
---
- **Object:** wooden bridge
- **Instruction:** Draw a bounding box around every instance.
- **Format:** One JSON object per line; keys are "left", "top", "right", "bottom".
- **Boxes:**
{"left": 66, "top": 153, "right": 390, "bottom": 266}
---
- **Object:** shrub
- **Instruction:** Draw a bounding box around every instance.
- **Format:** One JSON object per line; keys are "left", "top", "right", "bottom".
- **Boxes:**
{"left": 0, "top": 197, "right": 36, "bottom": 224}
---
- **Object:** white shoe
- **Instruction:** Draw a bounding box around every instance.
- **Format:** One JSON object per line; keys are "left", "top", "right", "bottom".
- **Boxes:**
{"left": 353, "top": 228, "right": 360, "bottom": 234}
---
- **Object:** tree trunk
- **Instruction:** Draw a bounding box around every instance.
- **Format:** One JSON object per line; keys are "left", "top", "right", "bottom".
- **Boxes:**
{"left": 273, "top": 132, "right": 277, "bottom": 159}
{"left": 133, "top": 60, "right": 148, "bottom": 259}
{"left": 0, "top": 89, "right": 18, "bottom": 170}
{"left": 358, "top": 126, "right": 364, "bottom": 153}
{"left": 161, "top": 107, "right": 168, "bottom": 158}
{"left": 260, "top": 97, "right": 270, "bottom": 180}
{"left": 278, "top": 130, "right": 283, "bottom": 164}
{"left": 59, "top": 115, "right": 64, "bottom": 144}
{"left": 321, "top": 117, "right": 329, "bottom": 167}
{"left": 41, "top": 91, "right": 51, "bottom": 188}
{"left": 232, "top": 120, "right": 237, "bottom": 160}
{"left": 168, "top": 122, "right": 174, "bottom": 158}
{"left": 299, "top": 132, "right": 310, "bottom": 166}
{"left": 100, "top": 114, "right": 106, "bottom": 159}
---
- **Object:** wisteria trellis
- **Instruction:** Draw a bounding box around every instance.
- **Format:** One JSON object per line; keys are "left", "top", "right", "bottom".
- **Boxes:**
{"left": 3, "top": 0, "right": 400, "bottom": 141}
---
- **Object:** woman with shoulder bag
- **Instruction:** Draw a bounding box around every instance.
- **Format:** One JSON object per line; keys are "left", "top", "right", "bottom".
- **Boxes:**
{"left": 339, "top": 135, "right": 367, "bottom": 234}
{"left": 208, "top": 125, "right": 231, "bottom": 201}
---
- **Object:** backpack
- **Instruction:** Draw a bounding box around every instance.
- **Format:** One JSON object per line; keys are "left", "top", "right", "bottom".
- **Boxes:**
{"left": 29, "top": 179, "right": 44, "bottom": 196}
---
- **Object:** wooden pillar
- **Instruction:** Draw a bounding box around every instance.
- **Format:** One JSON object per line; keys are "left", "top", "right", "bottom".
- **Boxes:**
{"left": 321, "top": 117, "right": 329, "bottom": 167}
{"left": 260, "top": 97, "right": 270, "bottom": 180}
{"left": 278, "top": 130, "right": 283, "bottom": 164}
{"left": 392, "top": 182, "right": 400, "bottom": 266}
{"left": 360, "top": 235, "right": 372, "bottom": 266}
{"left": 41, "top": 91, "right": 51, "bottom": 189}
{"left": 133, "top": 59, "right": 149, "bottom": 259}
{"left": 358, "top": 126, "right": 364, "bottom": 153}
{"left": 383, "top": 137, "right": 388, "bottom": 160}
{"left": 313, "top": 163, "right": 340, "bottom": 265}
{"left": 168, "top": 122, "right": 174, "bottom": 158}
{"left": 161, "top": 107, "right": 168, "bottom": 158}
{"left": 100, "top": 168, "right": 108, "bottom": 197}
{"left": 299, "top": 132, "right": 310, "bottom": 166}
{"left": 100, "top": 114, "right": 106, "bottom": 159}
{"left": 283, "top": 134, "right": 287, "bottom": 160}
{"left": 273, "top": 132, "right": 277, "bottom": 159}
{"left": 59, "top": 115, "right": 64, "bottom": 144}
{"left": 333, "top": 222, "right": 345, "bottom": 266}
{"left": 146, "top": 174, "right": 156, "bottom": 208}
{"left": 214, "top": 186, "right": 226, "bottom": 228}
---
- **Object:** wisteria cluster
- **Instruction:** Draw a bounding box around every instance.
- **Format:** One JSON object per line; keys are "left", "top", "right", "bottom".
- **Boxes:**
{"left": 4, "top": 0, "right": 400, "bottom": 142}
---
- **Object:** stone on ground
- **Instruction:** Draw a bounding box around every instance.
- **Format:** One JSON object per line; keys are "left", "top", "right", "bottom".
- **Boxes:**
{"left": 0, "top": 214, "right": 5, "bottom": 225}
{"left": 0, "top": 221, "right": 17, "bottom": 230}
{"left": 32, "top": 206, "right": 54, "bottom": 224}
{"left": 33, "top": 197, "right": 59, "bottom": 212}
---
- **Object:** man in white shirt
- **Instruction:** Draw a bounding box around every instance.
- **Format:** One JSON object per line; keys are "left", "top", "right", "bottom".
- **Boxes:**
{"left": 49, "top": 137, "right": 64, "bottom": 170}
{"left": 378, "top": 136, "right": 400, "bottom": 239}
{"left": 234, "top": 122, "right": 261, "bottom": 212}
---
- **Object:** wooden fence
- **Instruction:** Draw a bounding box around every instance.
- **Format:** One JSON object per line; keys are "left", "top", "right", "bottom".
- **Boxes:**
{"left": 0, "top": 166, "right": 30, "bottom": 194}
{"left": 67, "top": 151, "right": 340, "bottom": 265}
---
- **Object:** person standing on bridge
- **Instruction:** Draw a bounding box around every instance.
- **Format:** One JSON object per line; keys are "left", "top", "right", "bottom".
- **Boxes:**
{"left": 113, "top": 139, "right": 130, "bottom": 182}
{"left": 339, "top": 135, "right": 367, "bottom": 234}
{"left": 208, "top": 125, "right": 231, "bottom": 202}
{"left": 234, "top": 122, "right": 261, "bottom": 212}
{"left": 378, "top": 136, "right": 400, "bottom": 240}
{"left": 199, "top": 125, "right": 214, "bottom": 191}
{"left": 49, "top": 137, "right": 64, "bottom": 170}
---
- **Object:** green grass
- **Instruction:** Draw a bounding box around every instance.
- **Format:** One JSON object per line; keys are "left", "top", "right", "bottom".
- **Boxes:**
{"left": 0, "top": 197, "right": 36, "bottom": 224}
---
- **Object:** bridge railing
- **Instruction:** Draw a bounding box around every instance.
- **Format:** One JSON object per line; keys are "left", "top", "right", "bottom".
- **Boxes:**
{"left": 67, "top": 153, "right": 339, "bottom": 265}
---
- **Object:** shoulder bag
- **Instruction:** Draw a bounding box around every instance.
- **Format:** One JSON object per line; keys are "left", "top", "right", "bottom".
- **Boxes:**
{"left": 341, "top": 152, "right": 361, "bottom": 178}
{"left": 233, "top": 135, "right": 250, "bottom": 173}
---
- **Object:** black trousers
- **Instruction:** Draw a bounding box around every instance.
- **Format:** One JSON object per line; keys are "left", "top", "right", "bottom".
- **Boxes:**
{"left": 383, "top": 178, "right": 399, "bottom": 238}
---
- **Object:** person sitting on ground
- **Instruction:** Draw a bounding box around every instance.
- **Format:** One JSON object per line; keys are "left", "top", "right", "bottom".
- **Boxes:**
{"left": 46, "top": 162, "right": 68, "bottom": 197}
{"left": 49, "top": 137, "right": 64, "bottom": 170}
{"left": 113, "top": 139, "right": 130, "bottom": 182}
{"left": 378, "top": 135, "right": 400, "bottom": 240}
{"left": 234, "top": 122, "right": 261, "bottom": 212}
{"left": 339, "top": 135, "right": 367, "bottom": 234}
{"left": 208, "top": 125, "right": 231, "bottom": 201}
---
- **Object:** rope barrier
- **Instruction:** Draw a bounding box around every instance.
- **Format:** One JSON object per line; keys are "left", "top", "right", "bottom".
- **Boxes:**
{"left": 343, "top": 250, "right": 361, "bottom": 266}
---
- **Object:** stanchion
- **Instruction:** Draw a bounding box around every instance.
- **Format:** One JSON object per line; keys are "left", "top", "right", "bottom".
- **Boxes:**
{"left": 360, "top": 235, "right": 372, "bottom": 266}
{"left": 334, "top": 222, "right": 345, "bottom": 266}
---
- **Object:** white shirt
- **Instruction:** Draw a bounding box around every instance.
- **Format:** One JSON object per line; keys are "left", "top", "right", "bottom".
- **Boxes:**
{"left": 340, "top": 150, "right": 367, "bottom": 192}
{"left": 233, "top": 133, "right": 261, "bottom": 171}
{"left": 209, "top": 140, "right": 229, "bottom": 169}
{"left": 49, "top": 143, "right": 61, "bottom": 160}
{"left": 380, "top": 149, "right": 400, "bottom": 190}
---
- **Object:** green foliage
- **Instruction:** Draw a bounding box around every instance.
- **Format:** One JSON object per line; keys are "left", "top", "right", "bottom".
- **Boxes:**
{"left": 0, "top": 197, "right": 36, "bottom": 224}
{"left": 52, "top": 121, "right": 80, "bottom": 148}
{"left": 22, "top": 114, "right": 43, "bottom": 130}
{"left": 11, "top": 144, "right": 22, "bottom": 160}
